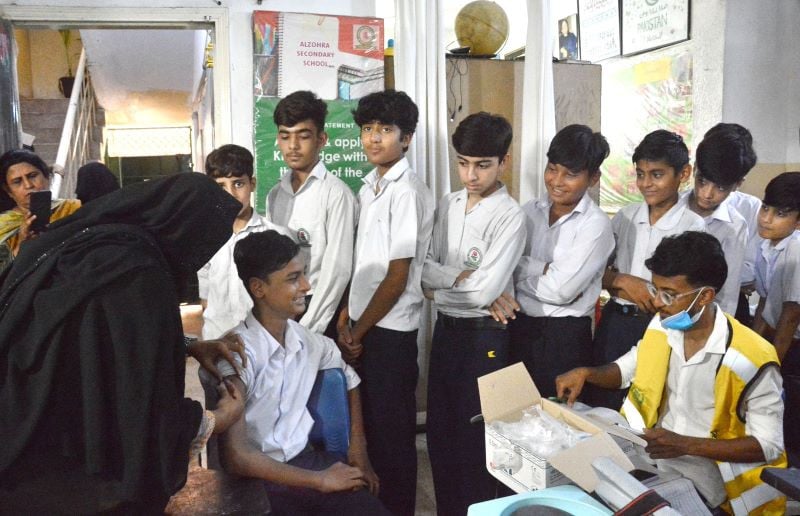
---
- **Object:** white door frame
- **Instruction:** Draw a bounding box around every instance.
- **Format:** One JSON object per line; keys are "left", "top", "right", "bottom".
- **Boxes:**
{"left": 0, "top": 5, "right": 232, "bottom": 145}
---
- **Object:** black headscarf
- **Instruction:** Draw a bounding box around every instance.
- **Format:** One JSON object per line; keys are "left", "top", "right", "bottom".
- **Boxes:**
{"left": 75, "top": 161, "right": 120, "bottom": 204}
{"left": 0, "top": 173, "right": 240, "bottom": 508}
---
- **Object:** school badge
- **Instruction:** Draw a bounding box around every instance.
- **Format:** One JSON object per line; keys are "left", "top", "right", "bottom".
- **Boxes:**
{"left": 297, "top": 228, "right": 311, "bottom": 247}
{"left": 464, "top": 246, "right": 483, "bottom": 269}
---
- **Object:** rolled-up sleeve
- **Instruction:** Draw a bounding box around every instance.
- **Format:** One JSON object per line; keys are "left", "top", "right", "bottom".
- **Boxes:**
{"left": 614, "top": 344, "right": 639, "bottom": 389}
{"left": 744, "top": 366, "right": 785, "bottom": 462}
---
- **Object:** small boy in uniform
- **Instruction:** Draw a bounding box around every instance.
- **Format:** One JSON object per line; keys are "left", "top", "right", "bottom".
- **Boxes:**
{"left": 266, "top": 90, "right": 358, "bottom": 336}
{"left": 682, "top": 126, "right": 752, "bottom": 315}
{"left": 421, "top": 112, "right": 525, "bottom": 515}
{"left": 592, "top": 130, "right": 705, "bottom": 409}
{"left": 752, "top": 171, "right": 800, "bottom": 464}
{"left": 337, "top": 90, "right": 434, "bottom": 515}
{"left": 198, "top": 144, "right": 292, "bottom": 339}
{"left": 492, "top": 124, "right": 614, "bottom": 399}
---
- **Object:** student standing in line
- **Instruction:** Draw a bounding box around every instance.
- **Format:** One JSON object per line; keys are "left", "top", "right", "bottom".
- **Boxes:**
{"left": 490, "top": 125, "right": 614, "bottom": 400}
{"left": 682, "top": 127, "right": 751, "bottom": 316}
{"left": 266, "top": 90, "right": 358, "bottom": 336}
{"left": 198, "top": 144, "right": 293, "bottom": 339}
{"left": 752, "top": 171, "right": 800, "bottom": 466}
{"left": 337, "top": 90, "right": 434, "bottom": 515}
{"left": 590, "top": 130, "right": 705, "bottom": 409}
{"left": 421, "top": 112, "right": 525, "bottom": 515}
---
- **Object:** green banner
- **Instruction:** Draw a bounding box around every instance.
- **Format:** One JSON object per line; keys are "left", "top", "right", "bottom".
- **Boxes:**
{"left": 253, "top": 97, "right": 371, "bottom": 215}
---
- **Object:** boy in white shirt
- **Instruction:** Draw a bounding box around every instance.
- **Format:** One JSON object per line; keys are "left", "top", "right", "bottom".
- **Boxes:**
{"left": 592, "top": 130, "right": 705, "bottom": 409}
{"left": 217, "top": 230, "right": 388, "bottom": 515}
{"left": 337, "top": 90, "right": 434, "bottom": 515}
{"left": 682, "top": 125, "right": 752, "bottom": 315}
{"left": 198, "top": 144, "right": 292, "bottom": 339}
{"left": 266, "top": 91, "right": 358, "bottom": 336}
{"left": 492, "top": 125, "right": 614, "bottom": 400}
{"left": 752, "top": 172, "right": 800, "bottom": 465}
{"left": 421, "top": 112, "right": 525, "bottom": 514}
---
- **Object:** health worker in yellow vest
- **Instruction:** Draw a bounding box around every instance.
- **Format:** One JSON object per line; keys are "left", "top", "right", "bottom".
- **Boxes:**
{"left": 556, "top": 231, "right": 787, "bottom": 516}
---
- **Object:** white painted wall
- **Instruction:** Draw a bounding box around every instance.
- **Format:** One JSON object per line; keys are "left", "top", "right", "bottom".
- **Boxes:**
{"left": 722, "top": 0, "right": 800, "bottom": 165}
{"left": 1, "top": 0, "right": 375, "bottom": 147}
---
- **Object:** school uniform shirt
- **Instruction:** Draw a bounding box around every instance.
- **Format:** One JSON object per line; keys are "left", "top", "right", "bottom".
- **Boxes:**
{"left": 421, "top": 184, "right": 525, "bottom": 318}
{"left": 680, "top": 192, "right": 748, "bottom": 314}
{"left": 266, "top": 161, "right": 358, "bottom": 334}
{"left": 755, "top": 230, "right": 800, "bottom": 339}
{"left": 727, "top": 190, "right": 764, "bottom": 285}
{"left": 615, "top": 307, "right": 784, "bottom": 507}
{"left": 197, "top": 210, "right": 293, "bottom": 339}
{"left": 216, "top": 314, "right": 359, "bottom": 463}
{"left": 515, "top": 193, "right": 614, "bottom": 317}
{"left": 611, "top": 200, "right": 705, "bottom": 305}
{"left": 349, "top": 157, "right": 434, "bottom": 331}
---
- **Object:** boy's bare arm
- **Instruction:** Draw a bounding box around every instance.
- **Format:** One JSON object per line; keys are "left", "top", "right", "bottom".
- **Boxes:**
{"left": 752, "top": 297, "right": 769, "bottom": 337}
{"left": 220, "top": 377, "right": 367, "bottom": 492}
{"left": 346, "top": 387, "right": 379, "bottom": 495}
{"left": 773, "top": 301, "right": 800, "bottom": 360}
{"left": 603, "top": 268, "right": 656, "bottom": 313}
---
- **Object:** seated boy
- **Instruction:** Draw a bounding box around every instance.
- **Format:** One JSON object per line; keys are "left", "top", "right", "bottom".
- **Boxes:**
{"left": 592, "top": 130, "right": 705, "bottom": 409}
{"left": 216, "top": 230, "right": 388, "bottom": 515}
{"left": 266, "top": 91, "right": 357, "bottom": 336}
{"left": 557, "top": 231, "right": 786, "bottom": 514}
{"left": 421, "top": 112, "right": 526, "bottom": 514}
{"left": 752, "top": 171, "right": 800, "bottom": 465}
{"left": 337, "top": 90, "right": 434, "bottom": 515}
{"left": 683, "top": 124, "right": 753, "bottom": 316}
{"left": 492, "top": 124, "right": 614, "bottom": 399}
{"left": 198, "top": 144, "right": 292, "bottom": 339}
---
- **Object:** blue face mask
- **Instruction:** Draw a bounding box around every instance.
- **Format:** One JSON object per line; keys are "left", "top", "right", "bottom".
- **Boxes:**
{"left": 660, "top": 288, "right": 707, "bottom": 331}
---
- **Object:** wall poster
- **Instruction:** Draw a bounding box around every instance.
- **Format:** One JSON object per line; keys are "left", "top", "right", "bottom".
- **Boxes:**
{"left": 578, "top": 0, "right": 621, "bottom": 62}
{"left": 252, "top": 11, "right": 384, "bottom": 214}
{"left": 621, "top": 0, "right": 690, "bottom": 56}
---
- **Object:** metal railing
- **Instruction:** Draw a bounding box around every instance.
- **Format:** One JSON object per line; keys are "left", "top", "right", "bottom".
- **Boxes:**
{"left": 51, "top": 49, "right": 98, "bottom": 198}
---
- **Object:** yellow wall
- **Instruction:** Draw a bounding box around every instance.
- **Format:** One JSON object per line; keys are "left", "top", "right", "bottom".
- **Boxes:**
{"left": 739, "top": 163, "right": 800, "bottom": 199}
{"left": 19, "top": 28, "right": 82, "bottom": 99}
{"left": 14, "top": 29, "right": 32, "bottom": 98}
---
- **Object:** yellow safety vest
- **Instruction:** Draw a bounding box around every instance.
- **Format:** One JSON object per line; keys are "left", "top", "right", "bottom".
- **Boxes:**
{"left": 621, "top": 313, "right": 787, "bottom": 515}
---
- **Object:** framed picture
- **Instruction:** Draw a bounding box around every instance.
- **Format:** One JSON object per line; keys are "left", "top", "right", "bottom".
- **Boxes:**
{"left": 621, "top": 0, "right": 690, "bottom": 56}
{"left": 556, "top": 14, "right": 580, "bottom": 60}
{"left": 578, "top": 0, "right": 621, "bottom": 62}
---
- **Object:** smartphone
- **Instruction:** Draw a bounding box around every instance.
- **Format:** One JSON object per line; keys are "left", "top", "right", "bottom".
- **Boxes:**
{"left": 29, "top": 190, "right": 52, "bottom": 232}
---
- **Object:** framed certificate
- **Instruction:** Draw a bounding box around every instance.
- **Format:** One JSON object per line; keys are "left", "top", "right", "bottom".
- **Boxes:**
{"left": 621, "top": 0, "right": 690, "bottom": 56}
{"left": 578, "top": 0, "right": 621, "bottom": 62}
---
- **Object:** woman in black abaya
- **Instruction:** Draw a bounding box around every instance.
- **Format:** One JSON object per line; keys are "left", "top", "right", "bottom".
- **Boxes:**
{"left": 0, "top": 173, "right": 243, "bottom": 513}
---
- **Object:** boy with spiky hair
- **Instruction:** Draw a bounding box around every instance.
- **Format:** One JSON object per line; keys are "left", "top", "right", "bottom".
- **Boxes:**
{"left": 338, "top": 89, "right": 434, "bottom": 515}
{"left": 422, "top": 112, "right": 525, "bottom": 514}
{"left": 266, "top": 90, "right": 357, "bottom": 336}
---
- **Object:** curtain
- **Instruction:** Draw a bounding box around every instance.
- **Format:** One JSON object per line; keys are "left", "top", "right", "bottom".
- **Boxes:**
{"left": 519, "top": 0, "right": 556, "bottom": 204}
{"left": 394, "top": 0, "right": 450, "bottom": 414}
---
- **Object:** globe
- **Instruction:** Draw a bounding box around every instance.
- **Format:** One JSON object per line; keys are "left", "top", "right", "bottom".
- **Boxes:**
{"left": 455, "top": 1, "right": 509, "bottom": 56}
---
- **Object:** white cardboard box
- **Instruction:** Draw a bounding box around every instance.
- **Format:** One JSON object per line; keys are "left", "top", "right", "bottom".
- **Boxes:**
{"left": 478, "top": 362, "right": 647, "bottom": 493}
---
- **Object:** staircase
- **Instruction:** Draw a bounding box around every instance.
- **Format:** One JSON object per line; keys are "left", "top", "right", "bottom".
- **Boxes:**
{"left": 20, "top": 98, "right": 104, "bottom": 166}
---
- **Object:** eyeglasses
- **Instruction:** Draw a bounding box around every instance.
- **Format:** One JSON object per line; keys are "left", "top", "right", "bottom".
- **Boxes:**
{"left": 646, "top": 283, "right": 711, "bottom": 306}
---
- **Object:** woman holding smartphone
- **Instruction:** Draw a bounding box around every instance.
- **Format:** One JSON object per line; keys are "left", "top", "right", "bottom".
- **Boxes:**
{"left": 0, "top": 149, "right": 82, "bottom": 269}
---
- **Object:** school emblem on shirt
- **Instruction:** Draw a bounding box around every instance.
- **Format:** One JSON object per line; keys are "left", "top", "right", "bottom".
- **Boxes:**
{"left": 464, "top": 246, "right": 483, "bottom": 269}
{"left": 297, "top": 228, "right": 311, "bottom": 247}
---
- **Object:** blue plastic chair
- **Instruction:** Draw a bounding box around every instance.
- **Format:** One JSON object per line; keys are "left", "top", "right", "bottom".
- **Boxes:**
{"left": 306, "top": 368, "right": 351, "bottom": 461}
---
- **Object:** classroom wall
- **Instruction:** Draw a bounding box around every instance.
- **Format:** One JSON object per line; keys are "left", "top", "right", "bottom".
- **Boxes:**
{"left": 723, "top": 0, "right": 800, "bottom": 198}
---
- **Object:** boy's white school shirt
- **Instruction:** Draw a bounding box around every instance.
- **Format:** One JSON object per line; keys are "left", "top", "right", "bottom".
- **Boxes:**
{"left": 680, "top": 192, "right": 748, "bottom": 314}
{"left": 727, "top": 190, "right": 764, "bottom": 285}
{"left": 515, "top": 192, "right": 614, "bottom": 317}
{"left": 421, "top": 184, "right": 525, "bottom": 318}
{"left": 197, "top": 210, "right": 294, "bottom": 339}
{"left": 611, "top": 199, "right": 705, "bottom": 305}
{"left": 755, "top": 230, "right": 800, "bottom": 339}
{"left": 349, "top": 157, "right": 434, "bottom": 331}
{"left": 266, "top": 160, "right": 358, "bottom": 334}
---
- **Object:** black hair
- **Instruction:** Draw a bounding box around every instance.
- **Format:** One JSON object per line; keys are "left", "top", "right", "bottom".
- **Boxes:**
{"left": 205, "top": 144, "right": 254, "bottom": 179}
{"left": 547, "top": 124, "right": 609, "bottom": 175}
{"left": 234, "top": 230, "right": 300, "bottom": 296}
{"left": 632, "top": 130, "right": 690, "bottom": 172}
{"left": 451, "top": 112, "right": 512, "bottom": 161}
{"left": 0, "top": 149, "right": 52, "bottom": 208}
{"left": 763, "top": 171, "right": 800, "bottom": 212}
{"left": 352, "top": 89, "right": 419, "bottom": 137}
{"left": 695, "top": 123, "right": 757, "bottom": 187}
{"left": 273, "top": 90, "right": 328, "bottom": 133}
{"left": 645, "top": 231, "right": 727, "bottom": 291}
